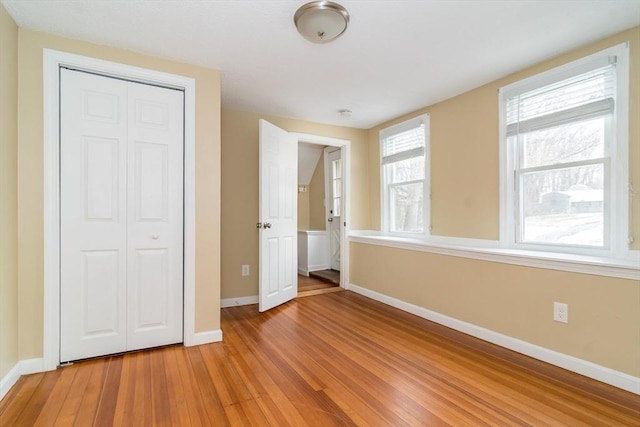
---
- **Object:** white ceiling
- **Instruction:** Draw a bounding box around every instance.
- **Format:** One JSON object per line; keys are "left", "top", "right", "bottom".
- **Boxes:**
{"left": 3, "top": 0, "right": 639, "bottom": 129}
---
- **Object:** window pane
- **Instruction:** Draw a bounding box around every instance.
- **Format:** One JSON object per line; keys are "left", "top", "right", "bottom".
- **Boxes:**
{"left": 333, "top": 197, "right": 341, "bottom": 217}
{"left": 390, "top": 182, "right": 423, "bottom": 233}
{"left": 520, "top": 117, "right": 605, "bottom": 168}
{"left": 387, "top": 156, "right": 424, "bottom": 184}
{"left": 332, "top": 159, "right": 342, "bottom": 179}
{"left": 333, "top": 178, "right": 341, "bottom": 198}
{"left": 382, "top": 125, "right": 425, "bottom": 157}
{"left": 521, "top": 164, "right": 604, "bottom": 247}
{"left": 507, "top": 65, "right": 614, "bottom": 124}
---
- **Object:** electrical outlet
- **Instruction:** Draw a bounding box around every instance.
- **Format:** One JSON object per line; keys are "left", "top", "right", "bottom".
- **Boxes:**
{"left": 553, "top": 302, "right": 568, "bottom": 323}
{"left": 241, "top": 264, "right": 250, "bottom": 276}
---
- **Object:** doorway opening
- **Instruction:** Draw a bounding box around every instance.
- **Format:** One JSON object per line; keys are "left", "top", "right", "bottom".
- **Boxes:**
{"left": 257, "top": 122, "right": 349, "bottom": 311}
{"left": 296, "top": 142, "right": 345, "bottom": 297}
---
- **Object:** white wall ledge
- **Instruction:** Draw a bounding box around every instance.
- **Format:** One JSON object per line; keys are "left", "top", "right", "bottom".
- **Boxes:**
{"left": 349, "top": 231, "right": 640, "bottom": 281}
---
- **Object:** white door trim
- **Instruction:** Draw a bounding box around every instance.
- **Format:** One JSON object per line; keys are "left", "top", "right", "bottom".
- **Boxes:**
{"left": 290, "top": 133, "right": 350, "bottom": 287}
{"left": 43, "top": 49, "right": 197, "bottom": 370}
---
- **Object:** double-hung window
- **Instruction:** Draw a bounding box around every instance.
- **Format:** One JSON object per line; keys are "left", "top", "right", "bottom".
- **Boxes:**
{"left": 500, "top": 43, "right": 629, "bottom": 254}
{"left": 380, "top": 115, "right": 429, "bottom": 235}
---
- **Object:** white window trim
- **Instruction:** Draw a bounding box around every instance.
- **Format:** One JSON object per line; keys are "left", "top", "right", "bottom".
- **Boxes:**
{"left": 380, "top": 114, "right": 430, "bottom": 237}
{"left": 499, "top": 42, "right": 630, "bottom": 258}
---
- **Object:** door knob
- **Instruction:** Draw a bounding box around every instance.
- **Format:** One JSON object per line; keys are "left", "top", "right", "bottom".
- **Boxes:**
{"left": 263, "top": 222, "right": 272, "bottom": 229}
{"left": 328, "top": 218, "right": 333, "bottom": 222}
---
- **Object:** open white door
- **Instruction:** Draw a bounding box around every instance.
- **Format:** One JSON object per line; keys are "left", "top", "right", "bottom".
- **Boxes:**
{"left": 325, "top": 148, "right": 342, "bottom": 272}
{"left": 258, "top": 120, "right": 298, "bottom": 312}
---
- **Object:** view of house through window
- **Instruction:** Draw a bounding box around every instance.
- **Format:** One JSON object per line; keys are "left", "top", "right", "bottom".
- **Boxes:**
{"left": 380, "top": 115, "right": 429, "bottom": 234}
{"left": 501, "top": 44, "right": 628, "bottom": 250}
{"left": 518, "top": 118, "right": 606, "bottom": 246}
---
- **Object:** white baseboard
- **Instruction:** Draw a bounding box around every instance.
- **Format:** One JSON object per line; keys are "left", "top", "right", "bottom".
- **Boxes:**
{"left": 348, "top": 283, "right": 640, "bottom": 395}
{"left": 221, "top": 295, "right": 258, "bottom": 308}
{"left": 298, "top": 265, "right": 330, "bottom": 276}
{"left": 0, "top": 363, "right": 20, "bottom": 401}
{"left": 0, "top": 358, "right": 46, "bottom": 401}
{"left": 308, "top": 264, "right": 330, "bottom": 272}
{"left": 185, "top": 329, "right": 223, "bottom": 346}
{"left": 19, "top": 358, "right": 46, "bottom": 375}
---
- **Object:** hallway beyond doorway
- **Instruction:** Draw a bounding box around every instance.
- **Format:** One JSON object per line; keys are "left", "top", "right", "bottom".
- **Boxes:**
{"left": 298, "top": 272, "right": 341, "bottom": 298}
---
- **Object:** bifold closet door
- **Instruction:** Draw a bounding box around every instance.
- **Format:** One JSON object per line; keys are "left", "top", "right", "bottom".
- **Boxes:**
{"left": 60, "top": 69, "right": 184, "bottom": 362}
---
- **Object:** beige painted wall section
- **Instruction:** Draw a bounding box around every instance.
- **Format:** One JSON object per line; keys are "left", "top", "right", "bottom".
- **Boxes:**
{"left": 368, "top": 27, "right": 640, "bottom": 246}
{"left": 221, "top": 109, "right": 369, "bottom": 299}
{"left": 308, "top": 151, "right": 326, "bottom": 230}
{"left": 17, "top": 29, "right": 221, "bottom": 360}
{"left": 351, "top": 243, "right": 640, "bottom": 376}
{"left": 0, "top": 3, "right": 19, "bottom": 380}
{"left": 297, "top": 190, "right": 310, "bottom": 230}
{"left": 355, "top": 27, "right": 640, "bottom": 377}
{"left": 297, "top": 151, "right": 325, "bottom": 230}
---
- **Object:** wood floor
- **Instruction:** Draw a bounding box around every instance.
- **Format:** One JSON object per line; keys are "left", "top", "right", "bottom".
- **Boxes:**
{"left": 2, "top": 291, "right": 639, "bottom": 426}
{"left": 298, "top": 274, "right": 341, "bottom": 298}
{"left": 308, "top": 269, "right": 340, "bottom": 286}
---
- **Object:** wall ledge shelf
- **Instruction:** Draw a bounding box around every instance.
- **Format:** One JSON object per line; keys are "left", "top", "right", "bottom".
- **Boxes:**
{"left": 349, "top": 231, "right": 640, "bottom": 281}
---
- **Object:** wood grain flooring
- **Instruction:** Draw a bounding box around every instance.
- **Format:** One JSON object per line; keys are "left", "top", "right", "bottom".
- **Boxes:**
{"left": 298, "top": 274, "right": 341, "bottom": 298}
{"left": 308, "top": 269, "right": 340, "bottom": 286}
{"left": 1, "top": 291, "right": 639, "bottom": 426}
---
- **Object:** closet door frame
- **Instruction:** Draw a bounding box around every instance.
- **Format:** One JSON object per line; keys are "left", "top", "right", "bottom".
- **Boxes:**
{"left": 43, "top": 49, "right": 198, "bottom": 370}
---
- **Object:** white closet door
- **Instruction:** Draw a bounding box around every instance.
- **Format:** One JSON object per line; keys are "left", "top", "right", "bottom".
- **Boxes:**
{"left": 126, "top": 81, "right": 184, "bottom": 350}
{"left": 60, "top": 69, "right": 184, "bottom": 362}
{"left": 60, "top": 70, "right": 129, "bottom": 361}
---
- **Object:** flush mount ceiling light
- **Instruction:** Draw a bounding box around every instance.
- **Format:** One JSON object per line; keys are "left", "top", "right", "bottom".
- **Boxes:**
{"left": 294, "top": 1, "right": 350, "bottom": 43}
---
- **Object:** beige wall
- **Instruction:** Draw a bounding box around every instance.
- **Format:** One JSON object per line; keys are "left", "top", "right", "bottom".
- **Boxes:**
{"left": 297, "top": 189, "right": 310, "bottom": 230}
{"left": 369, "top": 27, "right": 640, "bottom": 243}
{"left": 16, "top": 29, "right": 221, "bottom": 360}
{"left": 351, "top": 243, "right": 640, "bottom": 375}
{"left": 0, "top": 3, "right": 19, "bottom": 381}
{"left": 355, "top": 27, "right": 640, "bottom": 376}
{"left": 308, "top": 151, "right": 326, "bottom": 230}
{"left": 297, "top": 150, "right": 325, "bottom": 230}
{"left": 221, "top": 109, "right": 369, "bottom": 299}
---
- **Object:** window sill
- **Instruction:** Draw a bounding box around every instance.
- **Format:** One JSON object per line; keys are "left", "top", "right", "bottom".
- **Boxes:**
{"left": 348, "top": 231, "right": 640, "bottom": 280}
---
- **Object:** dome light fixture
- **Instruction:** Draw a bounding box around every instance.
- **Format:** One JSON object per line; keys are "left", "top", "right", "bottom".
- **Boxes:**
{"left": 294, "top": 1, "right": 350, "bottom": 44}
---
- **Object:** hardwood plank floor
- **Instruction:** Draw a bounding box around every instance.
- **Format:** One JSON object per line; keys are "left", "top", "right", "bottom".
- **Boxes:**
{"left": 2, "top": 291, "right": 639, "bottom": 426}
{"left": 298, "top": 274, "right": 341, "bottom": 298}
{"left": 308, "top": 269, "right": 340, "bottom": 286}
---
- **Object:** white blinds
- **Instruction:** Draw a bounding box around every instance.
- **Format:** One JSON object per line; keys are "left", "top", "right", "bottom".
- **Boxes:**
{"left": 506, "top": 64, "right": 615, "bottom": 137}
{"left": 381, "top": 123, "right": 425, "bottom": 165}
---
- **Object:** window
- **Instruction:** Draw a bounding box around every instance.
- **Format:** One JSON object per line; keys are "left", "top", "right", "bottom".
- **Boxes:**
{"left": 500, "top": 43, "right": 629, "bottom": 254}
{"left": 331, "top": 156, "right": 342, "bottom": 217}
{"left": 380, "top": 115, "right": 429, "bottom": 234}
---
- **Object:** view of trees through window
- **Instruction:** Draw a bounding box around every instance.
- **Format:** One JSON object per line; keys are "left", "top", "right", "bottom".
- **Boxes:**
{"left": 509, "top": 68, "right": 612, "bottom": 247}
{"left": 381, "top": 119, "right": 427, "bottom": 234}
{"left": 388, "top": 158, "right": 424, "bottom": 232}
